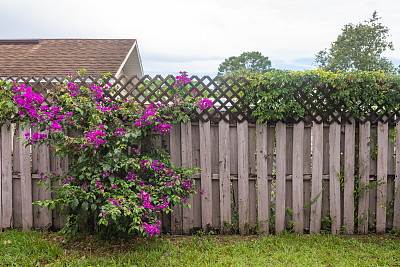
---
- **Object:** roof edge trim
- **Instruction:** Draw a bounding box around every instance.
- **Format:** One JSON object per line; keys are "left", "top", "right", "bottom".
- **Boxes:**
{"left": 116, "top": 40, "right": 144, "bottom": 77}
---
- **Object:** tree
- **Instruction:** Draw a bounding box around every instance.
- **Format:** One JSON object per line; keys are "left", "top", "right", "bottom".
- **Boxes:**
{"left": 315, "top": 11, "right": 395, "bottom": 72}
{"left": 218, "top": 51, "right": 272, "bottom": 77}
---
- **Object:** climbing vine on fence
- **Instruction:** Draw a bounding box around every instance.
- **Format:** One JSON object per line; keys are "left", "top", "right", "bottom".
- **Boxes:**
{"left": 244, "top": 69, "right": 400, "bottom": 124}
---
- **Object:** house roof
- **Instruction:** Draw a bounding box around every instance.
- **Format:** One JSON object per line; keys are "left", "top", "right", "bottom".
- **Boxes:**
{"left": 0, "top": 39, "right": 142, "bottom": 77}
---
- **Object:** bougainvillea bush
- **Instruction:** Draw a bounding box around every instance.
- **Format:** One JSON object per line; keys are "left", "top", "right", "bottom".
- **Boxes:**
{"left": 11, "top": 70, "right": 211, "bottom": 238}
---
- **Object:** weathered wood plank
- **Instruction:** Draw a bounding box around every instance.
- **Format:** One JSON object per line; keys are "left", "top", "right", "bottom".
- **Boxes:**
{"left": 1, "top": 125, "right": 12, "bottom": 229}
{"left": 211, "top": 126, "right": 220, "bottom": 228}
{"left": 191, "top": 124, "right": 201, "bottom": 229}
{"left": 285, "top": 126, "right": 293, "bottom": 229}
{"left": 19, "top": 124, "right": 32, "bottom": 231}
{"left": 170, "top": 124, "right": 182, "bottom": 234}
{"left": 181, "top": 122, "right": 194, "bottom": 234}
{"left": 200, "top": 119, "right": 212, "bottom": 230}
{"left": 256, "top": 123, "right": 269, "bottom": 234}
{"left": 267, "top": 126, "right": 274, "bottom": 231}
{"left": 219, "top": 119, "right": 231, "bottom": 233}
{"left": 358, "top": 122, "right": 370, "bottom": 234}
{"left": 321, "top": 126, "right": 330, "bottom": 230}
{"left": 376, "top": 121, "right": 388, "bottom": 234}
{"left": 248, "top": 126, "right": 257, "bottom": 228}
{"left": 394, "top": 122, "right": 400, "bottom": 230}
{"left": 38, "top": 131, "right": 51, "bottom": 230}
{"left": 303, "top": 125, "right": 312, "bottom": 231}
{"left": 12, "top": 124, "right": 22, "bottom": 228}
{"left": 343, "top": 119, "right": 355, "bottom": 234}
{"left": 369, "top": 125, "right": 378, "bottom": 229}
{"left": 329, "top": 121, "right": 341, "bottom": 235}
{"left": 387, "top": 129, "right": 394, "bottom": 229}
{"left": 292, "top": 121, "right": 304, "bottom": 234}
{"left": 275, "top": 122, "right": 286, "bottom": 233}
{"left": 310, "top": 122, "right": 323, "bottom": 234}
{"left": 238, "top": 120, "right": 249, "bottom": 235}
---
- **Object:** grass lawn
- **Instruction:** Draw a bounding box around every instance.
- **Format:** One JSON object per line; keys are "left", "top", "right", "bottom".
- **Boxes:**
{"left": 0, "top": 230, "right": 399, "bottom": 266}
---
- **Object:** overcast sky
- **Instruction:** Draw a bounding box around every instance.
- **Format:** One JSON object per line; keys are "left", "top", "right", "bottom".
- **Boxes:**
{"left": 1, "top": 0, "right": 399, "bottom": 76}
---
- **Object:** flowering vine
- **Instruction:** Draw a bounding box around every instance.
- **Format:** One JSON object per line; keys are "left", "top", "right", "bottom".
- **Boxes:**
{"left": 6, "top": 70, "right": 212, "bottom": 238}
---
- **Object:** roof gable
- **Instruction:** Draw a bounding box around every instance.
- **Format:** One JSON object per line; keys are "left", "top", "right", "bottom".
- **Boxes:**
{"left": 0, "top": 39, "right": 139, "bottom": 76}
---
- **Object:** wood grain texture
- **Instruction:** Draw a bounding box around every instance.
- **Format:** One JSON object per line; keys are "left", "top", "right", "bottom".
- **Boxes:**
{"left": 248, "top": 127, "right": 257, "bottom": 227}
{"left": 237, "top": 120, "right": 249, "bottom": 235}
{"left": 38, "top": 131, "right": 51, "bottom": 230}
{"left": 181, "top": 122, "right": 194, "bottom": 234}
{"left": 1, "top": 125, "right": 12, "bottom": 229}
{"left": 12, "top": 124, "right": 22, "bottom": 228}
{"left": 200, "top": 119, "right": 212, "bottom": 230}
{"left": 343, "top": 119, "right": 355, "bottom": 234}
{"left": 329, "top": 121, "right": 341, "bottom": 235}
{"left": 170, "top": 124, "right": 182, "bottom": 234}
{"left": 303, "top": 126, "right": 312, "bottom": 231}
{"left": 358, "top": 122, "right": 370, "bottom": 234}
{"left": 376, "top": 121, "right": 388, "bottom": 234}
{"left": 275, "top": 122, "right": 286, "bottom": 233}
{"left": 219, "top": 119, "right": 231, "bottom": 233}
{"left": 256, "top": 123, "right": 269, "bottom": 234}
{"left": 19, "top": 124, "right": 32, "bottom": 232}
{"left": 310, "top": 122, "right": 323, "bottom": 234}
{"left": 292, "top": 121, "right": 304, "bottom": 234}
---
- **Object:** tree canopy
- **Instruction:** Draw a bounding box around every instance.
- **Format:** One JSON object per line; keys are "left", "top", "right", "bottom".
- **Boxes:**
{"left": 218, "top": 51, "right": 272, "bottom": 77}
{"left": 314, "top": 11, "right": 395, "bottom": 72}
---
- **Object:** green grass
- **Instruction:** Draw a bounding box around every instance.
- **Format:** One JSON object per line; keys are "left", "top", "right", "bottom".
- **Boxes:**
{"left": 1, "top": 230, "right": 400, "bottom": 266}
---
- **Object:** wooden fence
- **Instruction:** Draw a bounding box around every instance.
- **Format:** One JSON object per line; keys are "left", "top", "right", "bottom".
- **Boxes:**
{"left": 2, "top": 119, "right": 400, "bottom": 235}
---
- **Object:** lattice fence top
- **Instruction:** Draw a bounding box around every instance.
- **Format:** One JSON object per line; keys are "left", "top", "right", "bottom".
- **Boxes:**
{"left": 2, "top": 74, "right": 399, "bottom": 125}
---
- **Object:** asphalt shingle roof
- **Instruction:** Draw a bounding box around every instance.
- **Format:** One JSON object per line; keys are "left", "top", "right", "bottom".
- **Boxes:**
{"left": 0, "top": 39, "right": 136, "bottom": 76}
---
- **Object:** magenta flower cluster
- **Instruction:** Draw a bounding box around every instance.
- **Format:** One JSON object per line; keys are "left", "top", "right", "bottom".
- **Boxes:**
{"left": 199, "top": 98, "right": 213, "bottom": 110}
{"left": 24, "top": 131, "right": 47, "bottom": 144}
{"left": 137, "top": 190, "right": 155, "bottom": 211}
{"left": 13, "top": 84, "right": 44, "bottom": 118}
{"left": 135, "top": 104, "right": 157, "bottom": 127}
{"left": 174, "top": 71, "right": 191, "bottom": 86}
{"left": 82, "top": 125, "right": 107, "bottom": 149}
{"left": 142, "top": 220, "right": 161, "bottom": 236}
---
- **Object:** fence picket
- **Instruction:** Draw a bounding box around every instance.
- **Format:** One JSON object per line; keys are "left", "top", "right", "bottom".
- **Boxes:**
{"left": 19, "top": 124, "right": 32, "bottom": 232}
{"left": 256, "top": 123, "right": 269, "bottom": 234}
{"left": 275, "top": 122, "right": 286, "bottom": 233}
{"left": 344, "top": 119, "right": 355, "bottom": 234}
{"left": 219, "top": 119, "right": 231, "bottom": 233}
{"left": 310, "top": 122, "right": 323, "bottom": 234}
{"left": 376, "top": 121, "right": 388, "bottom": 234}
{"left": 238, "top": 120, "right": 249, "bottom": 235}
{"left": 170, "top": 124, "right": 182, "bottom": 234}
{"left": 12, "top": 125, "right": 22, "bottom": 228}
{"left": 200, "top": 119, "right": 212, "bottom": 230}
{"left": 292, "top": 121, "right": 304, "bottom": 234}
{"left": 303, "top": 125, "right": 312, "bottom": 231}
{"left": 358, "top": 122, "right": 370, "bottom": 233}
{"left": 248, "top": 126, "right": 257, "bottom": 228}
{"left": 181, "top": 122, "right": 193, "bottom": 234}
{"left": 1, "top": 125, "right": 12, "bottom": 229}
{"left": 329, "top": 121, "right": 341, "bottom": 235}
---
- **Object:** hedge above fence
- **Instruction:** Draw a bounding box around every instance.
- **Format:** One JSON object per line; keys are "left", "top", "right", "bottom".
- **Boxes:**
{"left": 244, "top": 70, "right": 400, "bottom": 124}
